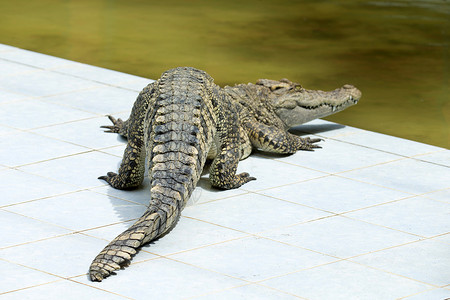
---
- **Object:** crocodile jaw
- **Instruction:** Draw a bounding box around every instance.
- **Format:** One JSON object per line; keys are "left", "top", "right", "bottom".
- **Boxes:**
{"left": 272, "top": 84, "right": 361, "bottom": 128}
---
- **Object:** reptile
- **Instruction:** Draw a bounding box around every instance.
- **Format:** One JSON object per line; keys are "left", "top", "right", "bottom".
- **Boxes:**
{"left": 89, "top": 67, "right": 361, "bottom": 281}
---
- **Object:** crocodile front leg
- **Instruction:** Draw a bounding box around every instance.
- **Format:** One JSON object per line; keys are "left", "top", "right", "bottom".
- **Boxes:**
{"left": 244, "top": 120, "right": 322, "bottom": 153}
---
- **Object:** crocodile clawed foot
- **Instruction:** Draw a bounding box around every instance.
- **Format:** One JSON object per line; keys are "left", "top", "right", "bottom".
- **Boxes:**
{"left": 229, "top": 172, "right": 256, "bottom": 189}
{"left": 100, "top": 115, "right": 124, "bottom": 133}
{"left": 98, "top": 172, "right": 120, "bottom": 188}
{"left": 300, "top": 137, "right": 323, "bottom": 151}
{"left": 98, "top": 171, "right": 117, "bottom": 181}
{"left": 98, "top": 172, "right": 141, "bottom": 190}
{"left": 211, "top": 172, "right": 256, "bottom": 190}
{"left": 238, "top": 172, "right": 257, "bottom": 184}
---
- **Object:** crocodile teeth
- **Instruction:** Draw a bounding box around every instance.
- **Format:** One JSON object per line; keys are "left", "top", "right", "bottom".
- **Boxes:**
{"left": 332, "top": 106, "right": 337, "bottom": 112}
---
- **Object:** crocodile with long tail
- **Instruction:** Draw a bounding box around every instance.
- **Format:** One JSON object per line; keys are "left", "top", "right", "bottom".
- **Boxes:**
{"left": 89, "top": 67, "right": 361, "bottom": 281}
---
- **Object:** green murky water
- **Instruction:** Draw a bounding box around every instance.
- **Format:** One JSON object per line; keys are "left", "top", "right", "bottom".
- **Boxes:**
{"left": 1, "top": 0, "right": 449, "bottom": 148}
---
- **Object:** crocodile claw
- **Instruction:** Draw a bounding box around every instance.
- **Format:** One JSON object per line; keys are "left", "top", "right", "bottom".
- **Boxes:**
{"left": 300, "top": 137, "right": 323, "bottom": 151}
{"left": 237, "top": 172, "right": 257, "bottom": 184}
{"left": 100, "top": 115, "right": 124, "bottom": 133}
{"left": 98, "top": 172, "right": 119, "bottom": 187}
{"left": 306, "top": 137, "right": 323, "bottom": 144}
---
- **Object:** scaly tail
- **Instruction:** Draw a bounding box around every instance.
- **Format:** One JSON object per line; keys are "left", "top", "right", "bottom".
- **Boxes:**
{"left": 89, "top": 203, "right": 178, "bottom": 281}
{"left": 89, "top": 68, "right": 215, "bottom": 281}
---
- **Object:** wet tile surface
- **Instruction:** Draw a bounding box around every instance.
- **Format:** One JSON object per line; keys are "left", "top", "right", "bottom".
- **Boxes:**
{"left": 1, "top": 45, "right": 449, "bottom": 299}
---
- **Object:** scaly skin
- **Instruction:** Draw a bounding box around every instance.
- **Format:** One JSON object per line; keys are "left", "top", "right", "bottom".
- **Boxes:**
{"left": 223, "top": 78, "right": 360, "bottom": 158}
{"left": 253, "top": 78, "right": 361, "bottom": 127}
{"left": 89, "top": 67, "right": 360, "bottom": 281}
{"left": 89, "top": 67, "right": 256, "bottom": 281}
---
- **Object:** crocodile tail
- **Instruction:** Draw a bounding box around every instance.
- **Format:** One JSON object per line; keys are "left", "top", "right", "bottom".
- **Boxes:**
{"left": 88, "top": 151, "right": 200, "bottom": 282}
{"left": 88, "top": 200, "right": 180, "bottom": 282}
{"left": 89, "top": 153, "right": 204, "bottom": 283}
{"left": 89, "top": 68, "right": 215, "bottom": 281}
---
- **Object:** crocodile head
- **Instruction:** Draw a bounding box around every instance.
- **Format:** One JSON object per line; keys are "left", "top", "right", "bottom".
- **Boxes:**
{"left": 257, "top": 79, "right": 361, "bottom": 128}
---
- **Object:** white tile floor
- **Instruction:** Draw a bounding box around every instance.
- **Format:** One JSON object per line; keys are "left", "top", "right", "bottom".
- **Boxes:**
{"left": 0, "top": 44, "right": 449, "bottom": 299}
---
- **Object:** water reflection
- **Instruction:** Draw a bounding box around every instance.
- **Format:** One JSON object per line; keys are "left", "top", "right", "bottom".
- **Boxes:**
{"left": 0, "top": 0, "right": 448, "bottom": 147}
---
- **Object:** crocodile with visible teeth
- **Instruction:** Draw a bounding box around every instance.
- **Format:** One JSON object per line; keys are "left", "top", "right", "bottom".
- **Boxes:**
{"left": 88, "top": 67, "right": 361, "bottom": 281}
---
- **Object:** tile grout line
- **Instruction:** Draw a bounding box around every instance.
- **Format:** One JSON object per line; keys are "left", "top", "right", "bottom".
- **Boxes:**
{"left": 240, "top": 173, "right": 331, "bottom": 193}
{"left": 247, "top": 184, "right": 418, "bottom": 219}
{"left": 87, "top": 188, "right": 148, "bottom": 207}
{"left": 10, "top": 148, "right": 116, "bottom": 169}
{"left": 0, "top": 257, "right": 66, "bottom": 284}
{"left": 275, "top": 152, "right": 405, "bottom": 172}
{"left": 347, "top": 257, "right": 442, "bottom": 289}
{"left": 303, "top": 129, "right": 447, "bottom": 158}
{"left": 0, "top": 209, "right": 140, "bottom": 250}
{"left": 65, "top": 277, "right": 135, "bottom": 299}
{"left": 184, "top": 282, "right": 309, "bottom": 300}
{"left": 0, "top": 256, "right": 133, "bottom": 299}
{"left": 252, "top": 259, "right": 347, "bottom": 287}
{"left": 396, "top": 287, "right": 449, "bottom": 300}
{"left": 251, "top": 156, "right": 444, "bottom": 198}
{"left": 0, "top": 55, "right": 150, "bottom": 93}
{"left": 334, "top": 172, "right": 417, "bottom": 195}
{"left": 0, "top": 277, "right": 63, "bottom": 297}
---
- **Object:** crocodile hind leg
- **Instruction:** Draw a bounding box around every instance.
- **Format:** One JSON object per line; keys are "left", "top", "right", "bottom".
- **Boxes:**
{"left": 244, "top": 120, "right": 322, "bottom": 153}
{"left": 209, "top": 99, "right": 256, "bottom": 189}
